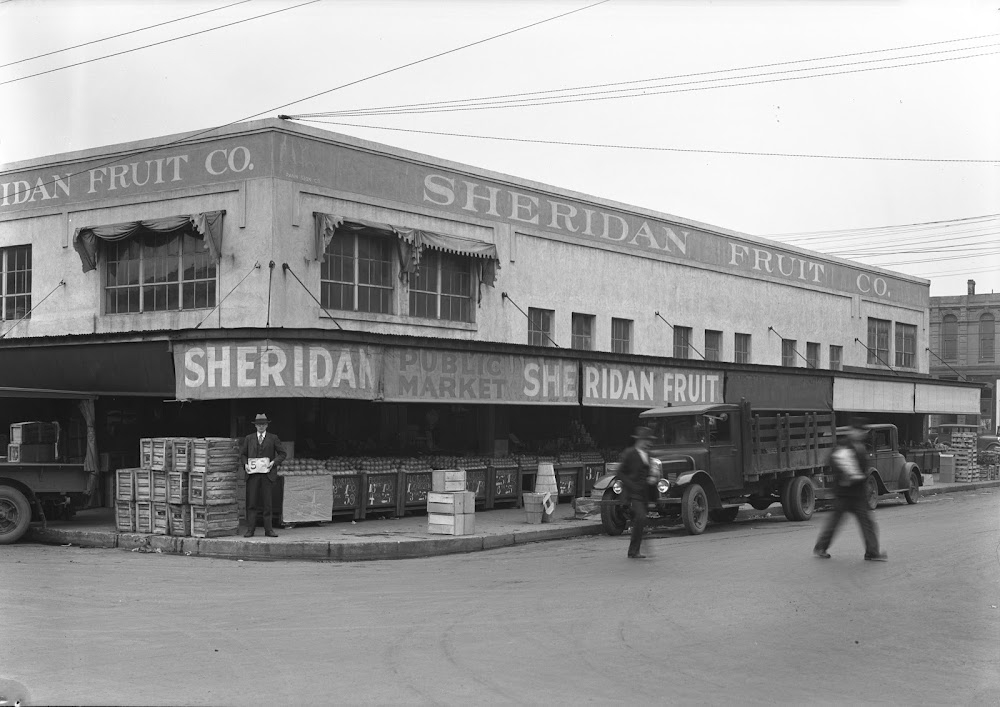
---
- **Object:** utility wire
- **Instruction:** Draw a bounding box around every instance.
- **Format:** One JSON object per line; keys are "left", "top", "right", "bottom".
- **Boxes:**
{"left": 0, "top": 0, "right": 321, "bottom": 87}
{"left": 0, "top": 0, "right": 254, "bottom": 70}
{"left": 291, "top": 119, "right": 1000, "bottom": 164}
{"left": 764, "top": 213, "right": 1000, "bottom": 238}
{"left": 292, "top": 33, "right": 1000, "bottom": 118}
{"left": 2, "top": 0, "right": 607, "bottom": 202}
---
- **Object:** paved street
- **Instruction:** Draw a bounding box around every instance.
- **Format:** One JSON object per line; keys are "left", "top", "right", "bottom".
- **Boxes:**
{"left": 2, "top": 489, "right": 997, "bottom": 706}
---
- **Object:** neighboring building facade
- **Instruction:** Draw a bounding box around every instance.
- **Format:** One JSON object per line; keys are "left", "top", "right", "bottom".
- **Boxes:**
{"left": 0, "top": 120, "right": 980, "bottom": 465}
{"left": 929, "top": 280, "right": 999, "bottom": 433}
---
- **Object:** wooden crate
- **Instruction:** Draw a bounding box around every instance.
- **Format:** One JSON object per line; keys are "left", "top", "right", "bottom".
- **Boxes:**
{"left": 168, "top": 504, "right": 191, "bottom": 536}
{"left": 280, "top": 474, "right": 333, "bottom": 524}
{"left": 172, "top": 438, "right": 194, "bottom": 472}
{"left": 427, "top": 512, "right": 476, "bottom": 535}
{"left": 151, "top": 470, "right": 168, "bottom": 503}
{"left": 115, "top": 469, "right": 136, "bottom": 502}
{"left": 115, "top": 501, "right": 135, "bottom": 532}
{"left": 192, "top": 438, "right": 240, "bottom": 473}
{"left": 432, "top": 469, "right": 467, "bottom": 493}
{"left": 152, "top": 502, "right": 170, "bottom": 535}
{"left": 139, "top": 438, "right": 153, "bottom": 469}
{"left": 135, "top": 501, "right": 153, "bottom": 534}
{"left": 134, "top": 469, "right": 152, "bottom": 501}
{"left": 190, "top": 503, "right": 239, "bottom": 538}
{"left": 10, "top": 421, "right": 57, "bottom": 444}
{"left": 427, "top": 491, "right": 476, "bottom": 515}
{"left": 151, "top": 438, "right": 173, "bottom": 471}
{"left": 7, "top": 443, "right": 55, "bottom": 463}
{"left": 166, "top": 471, "right": 190, "bottom": 504}
{"left": 189, "top": 471, "right": 238, "bottom": 505}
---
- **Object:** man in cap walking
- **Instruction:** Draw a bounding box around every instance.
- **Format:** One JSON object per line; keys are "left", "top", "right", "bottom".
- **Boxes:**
{"left": 620, "top": 425, "right": 656, "bottom": 559}
{"left": 239, "top": 413, "right": 287, "bottom": 538}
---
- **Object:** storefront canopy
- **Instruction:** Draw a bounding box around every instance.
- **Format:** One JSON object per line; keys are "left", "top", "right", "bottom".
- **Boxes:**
{"left": 72, "top": 211, "right": 225, "bottom": 273}
{"left": 314, "top": 213, "right": 500, "bottom": 300}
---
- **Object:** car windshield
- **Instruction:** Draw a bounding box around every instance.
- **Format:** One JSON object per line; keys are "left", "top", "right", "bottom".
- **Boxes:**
{"left": 648, "top": 416, "right": 706, "bottom": 445}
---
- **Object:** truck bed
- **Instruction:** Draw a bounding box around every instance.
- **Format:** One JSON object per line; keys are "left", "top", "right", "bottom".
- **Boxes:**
{"left": 748, "top": 412, "right": 834, "bottom": 477}
{"left": 0, "top": 462, "right": 90, "bottom": 493}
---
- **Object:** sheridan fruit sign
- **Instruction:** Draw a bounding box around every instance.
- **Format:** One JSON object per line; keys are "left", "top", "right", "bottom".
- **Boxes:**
{"left": 581, "top": 363, "right": 724, "bottom": 407}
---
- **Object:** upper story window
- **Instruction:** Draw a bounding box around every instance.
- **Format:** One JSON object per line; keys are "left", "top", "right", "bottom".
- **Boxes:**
{"left": 980, "top": 313, "right": 995, "bottom": 362}
{"left": 72, "top": 212, "right": 224, "bottom": 315}
{"left": 611, "top": 318, "right": 632, "bottom": 354}
{"left": 942, "top": 314, "right": 958, "bottom": 360}
{"left": 322, "top": 228, "right": 394, "bottom": 315}
{"left": 829, "top": 345, "right": 843, "bottom": 371}
{"left": 673, "top": 326, "right": 692, "bottom": 359}
{"left": 411, "top": 251, "right": 473, "bottom": 323}
{"left": 1, "top": 245, "right": 31, "bottom": 320}
{"left": 571, "top": 313, "right": 594, "bottom": 350}
{"left": 528, "top": 307, "right": 554, "bottom": 347}
{"left": 734, "top": 333, "right": 751, "bottom": 364}
{"left": 895, "top": 323, "right": 917, "bottom": 368}
{"left": 781, "top": 339, "right": 797, "bottom": 367}
{"left": 806, "top": 342, "right": 820, "bottom": 369}
{"left": 867, "top": 318, "right": 891, "bottom": 365}
{"left": 704, "top": 330, "right": 722, "bottom": 361}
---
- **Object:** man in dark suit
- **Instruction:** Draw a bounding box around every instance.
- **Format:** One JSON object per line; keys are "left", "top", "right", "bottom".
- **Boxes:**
{"left": 239, "top": 413, "right": 287, "bottom": 538}
{"left": 620, "top": 425, "right": 656, "bottom": 559}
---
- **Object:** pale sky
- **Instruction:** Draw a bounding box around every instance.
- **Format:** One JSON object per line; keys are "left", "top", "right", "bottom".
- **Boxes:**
{"left": 2, "top": 0, "right": 998, "bottom": 297}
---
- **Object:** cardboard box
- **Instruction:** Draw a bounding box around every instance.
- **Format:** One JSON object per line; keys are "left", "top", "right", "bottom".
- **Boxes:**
{"left": 427, "top": 512, "right": 475, "bottom": 535}
{"left": 431, "top": 469, "right": 466, "bottom": 493}
{"left": 427, "top": 491, "right": 476, "bottom": 515}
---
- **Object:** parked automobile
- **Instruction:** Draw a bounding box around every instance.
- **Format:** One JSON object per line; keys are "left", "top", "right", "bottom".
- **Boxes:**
{"left": 932, "top": 424, "right": 1000, "bottom": 453}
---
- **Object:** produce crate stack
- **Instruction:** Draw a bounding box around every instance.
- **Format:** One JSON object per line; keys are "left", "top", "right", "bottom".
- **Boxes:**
{"left": 978, "top": 449, "right": 999, "bottom": 482}
{"left": 187, "top": 438, "right": 240, "bottom": 537}
{"left": 950, "top": 432, "right": 980, "bottom": 482}
{"left": 114, "top": 468, "right": 139, "bottom": 532}
{"left": 8, "top": 421, "right": 58, "bottom": 463}
{"left": 426, "top": 470, "right": 476, "bottom": 536}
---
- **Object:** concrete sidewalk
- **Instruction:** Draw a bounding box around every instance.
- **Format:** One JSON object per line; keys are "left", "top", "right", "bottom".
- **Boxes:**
{"left": 23, "top": 475, "right": 999, "bottom": 561}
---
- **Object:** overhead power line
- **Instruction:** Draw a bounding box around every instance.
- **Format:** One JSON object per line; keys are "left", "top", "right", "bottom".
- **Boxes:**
{"left": 1, "top": 0, "right": 609, "bottom": 201}
{"left": 288, "top": 119, "right": 1000, "bottom": 164}
{"left": 292, "top": 32, "right": 1000, "bottom": 119}
{"left": 764, "top": 213, "right": 1000, "bottom": 238}
{"left": 0, "top": 0, "right": 321, "bottom": 87}
{"left": 0, "top": 0, "right": 255, "bottom": 70}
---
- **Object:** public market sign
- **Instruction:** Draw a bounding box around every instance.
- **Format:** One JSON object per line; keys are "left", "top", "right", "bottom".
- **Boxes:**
{"left": 581, "top": 363, "right": 724, "bottom": 408}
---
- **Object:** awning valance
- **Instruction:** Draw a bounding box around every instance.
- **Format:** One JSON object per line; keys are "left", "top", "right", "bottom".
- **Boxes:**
{"left": 313, "top": 213, "right": 500, "bottom": 299}
{"left": 72, "top": 211, "right": 225, "bottom": 273}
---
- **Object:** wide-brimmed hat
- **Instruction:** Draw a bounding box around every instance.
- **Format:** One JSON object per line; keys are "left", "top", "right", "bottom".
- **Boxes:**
{"left": 253, "top": 413, "right": 271, "bottom": 424}
{"left": 632, "top": 425, "right": 655, "bottom": 440}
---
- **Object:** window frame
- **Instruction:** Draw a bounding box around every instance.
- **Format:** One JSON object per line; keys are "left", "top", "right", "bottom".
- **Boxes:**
{"left": 829, "top": 345, "right": 843, "bottom": 371}
{"left": 806, "top": 341, "right": 820, "bottom": 369}
{"left": 895, "top": 322, "right": 917, "bottom": 368}
{"left": 1, "top": 244, "right": 31, "bottom": 321}
{"left": 734, "top": 333, "right": 751, "bottom": 364}
{"left": 673, "top": 326, "right": 692, "bottom": 359}
{"left": 611, "top": 317, "right": 632, "bottom": 354}
{"left": 528, "top": 307, "right": 555, "bottom": 347}
{"left": 704, "top": 330, "right": 722, "bottom": 362}
{"left": 321, "top": 228, "right": 395, "bottom": 316}
{"left": 867, "top": 317, "right": 891, "bottom": 366}
{"left": 409, "top": 249, "right": 474, "bottom": 323}
{"left": 980, "top": 313, "right": 995, "bottom": 362}
{"left": 571, "top": 312, "right": 595, "bottom": 351}
{"left": 941, "top": 314, "right": 958, "bottom": 361}
{"left": 781, "top": 339, "right": 797, "bottom": 367}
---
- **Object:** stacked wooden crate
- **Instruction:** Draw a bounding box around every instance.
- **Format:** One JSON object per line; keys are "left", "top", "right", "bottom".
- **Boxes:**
{"left": 427, "top": 470, "right": 476, "bottom": 536}
{"left": 951, "top": 432, "right": 979, "bottom": 482}
{"left": 114, "top": 468, "right": 138, "bottom": 532}
{"left": 8, "top": 421, "right": 58, "bottom": 463}
{"left": 189, "top": 438, "right": 240, "bottom": 537}
{"left": 166, "top": 438, "right": 193, "bottom": 537}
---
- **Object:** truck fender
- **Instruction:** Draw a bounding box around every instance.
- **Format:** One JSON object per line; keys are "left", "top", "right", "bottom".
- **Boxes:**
{"left": 866, "top": 469, "right": 889, "bottom": 495}
{"left": 672, "top": 471, "right": 722, "bottom": 508}
{"left": 592, "top": 473, "right": 617, "bottom": 493}
{"left": 901, "top": 462, "right": 922, "bottom": 487}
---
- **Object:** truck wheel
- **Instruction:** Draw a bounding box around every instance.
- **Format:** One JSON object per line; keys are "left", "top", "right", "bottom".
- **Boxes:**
{"left": 0, "top": 486, "right": 32, "bottom": 545}
{"left": 865, "top": 475, "right": 879, "bottom": 511}
{"left": 782, "top": 476, "right": 815, "bottom": 522}
{"left": 600, "top": 488, "right": 628, "bottom": 536}
{"left": 709, "top": 506, "right": 739, "bottom": 523}
{"left": 681, "top": 484, "right": 709, "bottom": 535}
{"left": 903, "top": 470, "right": 920, "bottom": 505}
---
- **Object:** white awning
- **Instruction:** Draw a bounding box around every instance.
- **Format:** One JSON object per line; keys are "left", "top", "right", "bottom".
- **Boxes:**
{"left": 914, "top": 383, "right": 981, "bottom": 414}
{"left": 833, "top": 377, "right": 981, "bottom": 415}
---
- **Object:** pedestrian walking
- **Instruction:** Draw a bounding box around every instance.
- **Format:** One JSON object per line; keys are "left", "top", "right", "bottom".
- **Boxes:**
{"left": 620, "top": 425, "right": 656, "bottom": 559}
{"left": 239, "top": 413, "right": 287, "bottom": 538}
{"left": 814, "top": 419, "right": 887, "bottom": 561}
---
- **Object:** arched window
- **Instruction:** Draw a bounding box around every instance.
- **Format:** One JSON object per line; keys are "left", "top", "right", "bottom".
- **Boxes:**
{"left": 942, "top": 314, "right": 958, "bottom": 360}
{"left": 980, "top": 313, "right": 996, "bottom": 362}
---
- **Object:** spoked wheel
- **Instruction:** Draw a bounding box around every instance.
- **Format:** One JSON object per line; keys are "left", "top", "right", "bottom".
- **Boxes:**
{"left": 681, "top": 484, "right": 709, "bottom": 535}
{"left": 865, "top": 475, "right": 879, "bottom": 511}
{"left": 903, "top": 470, "right": 921, "bottom": 505}
{"left": 0, "top": 486, "right": 32, "bottom": 545}
{"left": 600, "top": 487, "right": 628, "bottom": 536}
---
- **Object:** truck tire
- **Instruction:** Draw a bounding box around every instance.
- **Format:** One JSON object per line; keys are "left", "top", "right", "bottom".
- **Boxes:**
{"left": 781, "top": 476, "right": 815, "bottom": 522}
{"left": 681, "top": 484, "right": 709, "bottom": 535}
{"left": 0, "top": 486, "right": 32, "bottom": 545}
{"left": 600, "top": 488, "right": 628, "bottom": 536}
{"left": 709, "top": 506, "right": 739, "bottom": 524}
{"left": 903, "top": 470, "right": 920, "bottom": 505}
{"left": 865, "top": 475, "right": 879, "bottom": 511}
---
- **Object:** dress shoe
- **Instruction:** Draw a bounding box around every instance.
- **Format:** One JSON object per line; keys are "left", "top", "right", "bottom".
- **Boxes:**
{"left": 265, "top": 530, "right": 278, "bottom": 538}
{"left": 864, "top": 552, "right": 888, "bottom": 562}
{"left": 243, "top": 530, "right": 255, "bottom": 538}
{"left": 813, "top": 548, "right": 831, "bottom": 559}
{"left": 627, "top": 553, "right": 647, "bottom": 559}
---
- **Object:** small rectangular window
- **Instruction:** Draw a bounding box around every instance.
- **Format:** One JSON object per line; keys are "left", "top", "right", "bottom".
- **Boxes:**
{"left": 867, "top": 317, "right": 891, "bottom": 365}
{"left": 611, "top": 318, "right": 632, "bottom": 354}
{"left": 528, "top": 307, "right": 554, "bottom": 347}
{"left": 829, "top": 345, "right": 842, "bottom": 371}
{"left": 782, "top": 339, "right": 797, "bottom": 367}
{"left": 806, "top": 342, "right": 820, "bottom": 369}
{"left": 895, "top": 323, "right": 917, "bottom": 368}
{"left": 704, "top": 330, "right": 722, "bottom": 361}
{"left": 571, "top": 313, "right": 594, "bottom": 350}
{"left": 410, "top": 251, "right": 473, "bottom": 323}
{"left": 734, "top": 333, "right": 751, "bottom": 364}
{"left": 1, "top": 245, "right": 32, "bottom": 321}
{"left": 673, "top": 326, "right": 692, "bottom": 359}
